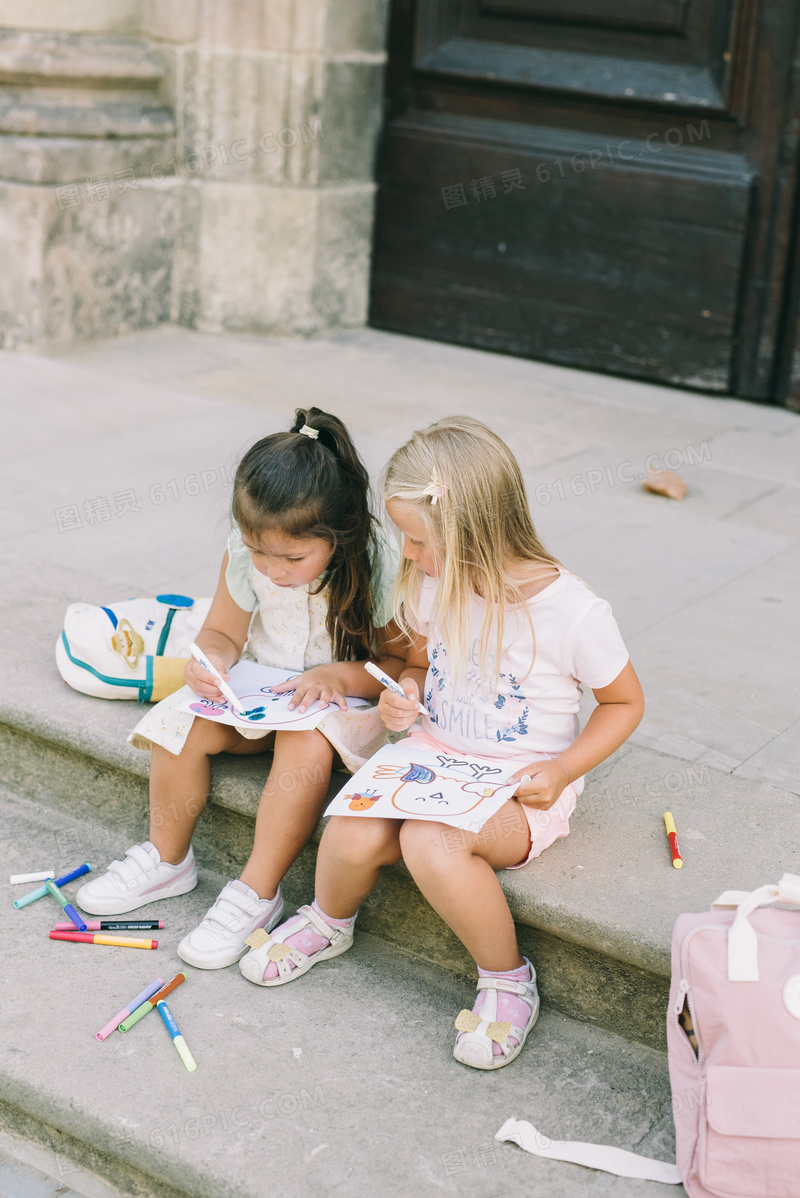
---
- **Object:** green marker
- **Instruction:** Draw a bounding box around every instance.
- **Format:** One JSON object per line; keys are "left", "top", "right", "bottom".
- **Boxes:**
{"left": 45, "top": 879, "right": 87, "bottom": 932}
{"left": 118, "top": 971, "right": 185, "bottom": 1032}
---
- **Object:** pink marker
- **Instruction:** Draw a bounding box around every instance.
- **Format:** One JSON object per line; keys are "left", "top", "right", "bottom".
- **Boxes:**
{"left": 95, "top": 977, "right": 164, "bottom": 1041}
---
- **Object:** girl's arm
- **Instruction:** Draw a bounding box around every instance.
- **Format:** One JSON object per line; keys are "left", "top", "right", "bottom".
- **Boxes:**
{"left": 186, "top": 551, "right": 252, "bottom": 702}
{"left": 270, "top": 621, "right": 411, "bottom": 714}
{"left": 512, "top": 661, "right": 644, "bottom": 810}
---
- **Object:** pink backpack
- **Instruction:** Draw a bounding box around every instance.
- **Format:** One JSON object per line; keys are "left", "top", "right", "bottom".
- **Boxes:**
{"left": 497, "top": 876, "right": 800, "bottom": 1191}
{"left": 668, "top": 874, "right": 800, "bottom": 1197}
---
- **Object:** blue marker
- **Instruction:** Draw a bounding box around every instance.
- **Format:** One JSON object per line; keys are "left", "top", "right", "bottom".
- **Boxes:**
{"left": 14, "top": 863, "right": 91, "bottom": 910}
{"left": 157, "top": 1000, "right": 197, "bottom": 1072}
{"left": 45, "top": 879, "right": 88, "bottom": 932}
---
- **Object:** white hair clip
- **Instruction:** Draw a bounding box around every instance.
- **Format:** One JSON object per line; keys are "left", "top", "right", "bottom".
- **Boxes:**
{"left": 423, "top": 468, "right": 448, "bottom": 505}
{"left": 298, "top": 424, "right": 319, "bottom": 439}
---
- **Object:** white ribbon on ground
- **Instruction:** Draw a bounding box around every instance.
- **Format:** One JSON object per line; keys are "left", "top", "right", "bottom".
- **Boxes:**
{"left": 495, "top": 1117, "right": 682, "bottom": 1185}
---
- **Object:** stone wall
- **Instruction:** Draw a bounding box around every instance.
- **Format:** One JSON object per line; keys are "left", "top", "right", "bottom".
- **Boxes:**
{"left": 0, "top": 0, "right": 389, "bottom": 350}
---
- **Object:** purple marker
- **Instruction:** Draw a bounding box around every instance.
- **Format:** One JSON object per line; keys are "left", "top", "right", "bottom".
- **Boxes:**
{"left": 96, "top": 977, "right": 164, "bottom": 1041}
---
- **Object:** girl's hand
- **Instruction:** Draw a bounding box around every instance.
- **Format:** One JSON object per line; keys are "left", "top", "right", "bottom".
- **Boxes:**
{"left": 270, "top": 666, "right": 348, "bottom": 713}
{"left": 184, "top": 654, "right": 231, "bottom": 704}
{"left": 510, "top": 760, "right": 570, "bottom": 811}
{"left": 378, "top": 677, "right": 421, "bottom": 731}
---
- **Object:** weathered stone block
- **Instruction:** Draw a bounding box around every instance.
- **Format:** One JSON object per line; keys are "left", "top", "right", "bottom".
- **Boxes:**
{"left": 173, "top": 180, "right": 373, "bottom": 335}
{"left": 140, "top": 0, "right": 200, "bottom": 44}
{"left": 313, "top": 59, "right": 384, "bottom": 184}
{"left": 0, "top": 1, "right": 142, "bottom": 34}
{"left": 312, "top": 184, "right": 375, "bottom": 326}
{"left": 0, "top": 178, "right": 177, "bottom": 350}
{"left": 0, "top": 133, "right": 174, "bottom": 184}
{"left": 323, "top": 0, "right": 390, "bottom": 55}
{"left": 178, "top": 50, "right": 381, "bottom": 187}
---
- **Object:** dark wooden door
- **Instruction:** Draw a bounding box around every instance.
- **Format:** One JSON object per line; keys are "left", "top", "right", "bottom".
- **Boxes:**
{"left": 369, "top": 0, "right": 800, "bottom": 402}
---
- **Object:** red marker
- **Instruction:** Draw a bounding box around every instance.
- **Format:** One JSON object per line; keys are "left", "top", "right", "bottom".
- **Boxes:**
{"left": 49, "top": 931, "right": 157, "bottom": 949}
{"left": 664, "top": 812, "right": 683, "bottom": 869}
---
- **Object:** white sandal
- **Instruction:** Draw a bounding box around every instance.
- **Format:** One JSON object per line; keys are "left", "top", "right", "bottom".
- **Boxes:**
{"left": 453, "top": 963, "right": 540, "bottom": 1070}
{"left": 239, "top": 904, "right": 355, "bottom": 987}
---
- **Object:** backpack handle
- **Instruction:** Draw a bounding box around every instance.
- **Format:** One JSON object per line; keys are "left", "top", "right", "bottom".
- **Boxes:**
{"left": 726, "top": 873, "right": 800, "bottom": 981}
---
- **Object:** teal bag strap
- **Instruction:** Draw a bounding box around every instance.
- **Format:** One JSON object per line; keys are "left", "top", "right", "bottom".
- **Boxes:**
{"left": 60, "top": 631, "right": 149, "bottom": 701}
{"left": 155, "top": 607, "right": 178, "bottom": 657}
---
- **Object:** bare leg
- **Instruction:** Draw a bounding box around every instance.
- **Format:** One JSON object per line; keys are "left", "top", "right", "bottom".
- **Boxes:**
{"left": 149, "top": 721, "right": 272, "bottom": 865}
{"left": 315, "top": 816, "right": 403, "bottom": 919}
{"left": 398, "top": 800, "right": 532, "bottom": 971}
{"left": 239, "top": 728, "right": 336, "bottom": 900}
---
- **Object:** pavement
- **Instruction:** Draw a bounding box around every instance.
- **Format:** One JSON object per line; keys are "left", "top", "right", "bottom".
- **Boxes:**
{"left": 0, "top": 323, "right": 798, "bottom": 1196}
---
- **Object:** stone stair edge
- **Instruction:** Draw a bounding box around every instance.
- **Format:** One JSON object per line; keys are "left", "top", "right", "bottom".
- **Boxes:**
{"left": 0, "top": 695, "right": 677, "bottom": 981}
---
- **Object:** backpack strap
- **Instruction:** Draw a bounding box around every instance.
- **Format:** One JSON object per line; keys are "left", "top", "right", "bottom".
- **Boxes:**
{"left": 495, "top": 1117, "right": 681, "bottom": 1184}
{"left": 728, "top": 874, "right": 800, "bottom": 982}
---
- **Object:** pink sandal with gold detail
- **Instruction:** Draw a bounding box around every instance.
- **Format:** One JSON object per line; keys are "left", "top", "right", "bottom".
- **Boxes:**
{"left": 453, "top": 971, "right": 540, "bottom": 1070}
{"left": 239, "top": 904, "right": 354, "bottom": 987}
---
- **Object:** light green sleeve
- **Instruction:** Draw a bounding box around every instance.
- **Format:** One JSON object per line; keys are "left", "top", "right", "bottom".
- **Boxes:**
{"left": 370, "top": 525, "right": 401, "bottom": 629}
{"left": 225, "top": 524, "right": 258, "bottom": 613}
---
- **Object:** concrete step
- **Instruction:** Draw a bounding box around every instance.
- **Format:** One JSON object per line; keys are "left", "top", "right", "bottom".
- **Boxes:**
{"left": 1, "top": 786, "right": 683, "bottom": 1198}
{"left": 2, "top": 666, "right": 796, "bottom": 1053}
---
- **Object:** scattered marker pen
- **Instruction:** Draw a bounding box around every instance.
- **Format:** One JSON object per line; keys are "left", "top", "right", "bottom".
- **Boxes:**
{"left": 49, "top": 931, "right": 157, "bottom": 949}
{"left": 96, "top": 978, "right": 164, "bottom": 1041}
{"left": 53, "top": 920, "right": 164, "bottom": 931}
{"left": 9, "top": 870, "right": 54, "bottom": 885}
{"left": 664, "top": 811, "right": 683, "bottom": 869}
{"left": 14, "top": 863, "right": 91, "bottom": 909}
{"left": 45, "top": 879, "right": 87, "bottom": 932}
{"left": 118, "top": 972, "right": 186, "bottom": 1031}
{"left": 365, "top": 662, "right": 427, "bottom": 717}
{"left": 157, "top": 1000, "right": 196, "bottom": 1071}
{"left": 188, "top": 643, "right": 245, "bottom": 713}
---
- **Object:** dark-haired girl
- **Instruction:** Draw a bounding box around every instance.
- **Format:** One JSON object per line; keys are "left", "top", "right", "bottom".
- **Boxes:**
{"left": 77, "top": 410, "right": 402, "bottom": 972}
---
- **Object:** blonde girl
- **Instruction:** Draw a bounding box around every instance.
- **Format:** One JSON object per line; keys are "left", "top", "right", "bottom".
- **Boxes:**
{"left": 236, "top": 417, "right": 643, "bottom": 1072}
{"left": 77, "top": 408, "right": 403, "bottom": 973}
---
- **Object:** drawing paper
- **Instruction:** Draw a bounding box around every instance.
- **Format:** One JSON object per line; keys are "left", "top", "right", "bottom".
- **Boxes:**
{"left": 180, "top": 660, "right": 369, "bottom": 731}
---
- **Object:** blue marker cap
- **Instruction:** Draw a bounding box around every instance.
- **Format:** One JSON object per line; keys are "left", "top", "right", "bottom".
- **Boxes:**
{"left": 63, "top": 902, "right": 88, "bottom": 932}
{"left": 157, "top": 1000, "right": 180, "bottom": 1039}
{"left": 13, "top": 863, "right": 91, "bottom": 909}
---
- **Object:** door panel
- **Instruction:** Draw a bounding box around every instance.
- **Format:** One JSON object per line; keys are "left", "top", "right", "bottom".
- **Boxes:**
{"left": 371, "top": 0, "right": 800, "bottom": 399}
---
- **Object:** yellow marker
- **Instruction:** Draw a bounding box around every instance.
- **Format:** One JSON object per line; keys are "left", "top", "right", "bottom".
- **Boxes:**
{"left": 664, "top": 811, "right": 683, "bottom": 869}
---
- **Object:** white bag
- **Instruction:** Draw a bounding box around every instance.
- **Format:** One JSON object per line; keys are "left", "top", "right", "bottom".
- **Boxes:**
{"left": 56, "top": 594, "right": 212, "bottom": 702}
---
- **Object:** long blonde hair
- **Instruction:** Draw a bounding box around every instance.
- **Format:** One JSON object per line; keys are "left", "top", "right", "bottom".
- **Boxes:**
{"left": 383, "top": 416, "right": 563, "bottom": 688}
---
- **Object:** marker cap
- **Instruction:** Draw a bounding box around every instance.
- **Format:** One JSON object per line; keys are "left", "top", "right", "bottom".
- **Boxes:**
{"left": 174, "top": 1035, "right": 197, "bottom": 1072}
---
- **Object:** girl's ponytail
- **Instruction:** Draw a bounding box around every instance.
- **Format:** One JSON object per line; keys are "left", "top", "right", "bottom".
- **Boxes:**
{"left": 289, "top": 408, "right": 371, "bottom": 495}
{"left": 233, "top": 408, "right": 378, "bottom": 662}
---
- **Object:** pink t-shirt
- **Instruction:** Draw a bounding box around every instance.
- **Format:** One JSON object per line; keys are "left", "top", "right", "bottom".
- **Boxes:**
{"left": 413, "top": 570, "right": 629, "bottom": 790}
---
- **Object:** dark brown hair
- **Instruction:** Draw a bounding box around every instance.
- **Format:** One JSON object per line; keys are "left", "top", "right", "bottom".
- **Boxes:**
{"left": 232, "top": 408, "right": 378, "bottom": 661}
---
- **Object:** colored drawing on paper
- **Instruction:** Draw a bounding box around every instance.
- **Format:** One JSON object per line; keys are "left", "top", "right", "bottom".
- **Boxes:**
{"left": 346, "top": 790, "right": 382, "bottom": 811}
{"left": 325, "top": 743, "right": 519, "bottom": 832}
{"left": 180, "top": 660, "right": 370, "bottom": 732}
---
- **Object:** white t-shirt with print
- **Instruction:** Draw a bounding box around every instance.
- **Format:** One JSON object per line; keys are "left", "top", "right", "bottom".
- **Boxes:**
{"left": 414, "top": 571, "right": 629, "bottom": 791}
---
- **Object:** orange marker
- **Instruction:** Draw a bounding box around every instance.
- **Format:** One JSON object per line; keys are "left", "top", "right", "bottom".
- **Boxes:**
{"left": 49, "top": 931, "right": 157, "bottom": 949}
{"left": 663, "top": 812, "right": 683, "bottom": 869}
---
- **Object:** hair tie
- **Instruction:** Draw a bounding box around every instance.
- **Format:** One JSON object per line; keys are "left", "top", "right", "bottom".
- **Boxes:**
{"left": 422, "top": 467, "right": 448, "bottom": 505}
{"left": 298, "top": 424, "right": 319, "bottom": 440}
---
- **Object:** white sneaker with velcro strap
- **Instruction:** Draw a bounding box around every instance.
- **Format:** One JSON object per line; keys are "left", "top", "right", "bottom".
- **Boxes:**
{"left": 75, "top": 841, "right": 198, "bottom": 915}
{"left": 178, "top": 881, "right": 285, "bottom": 970}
